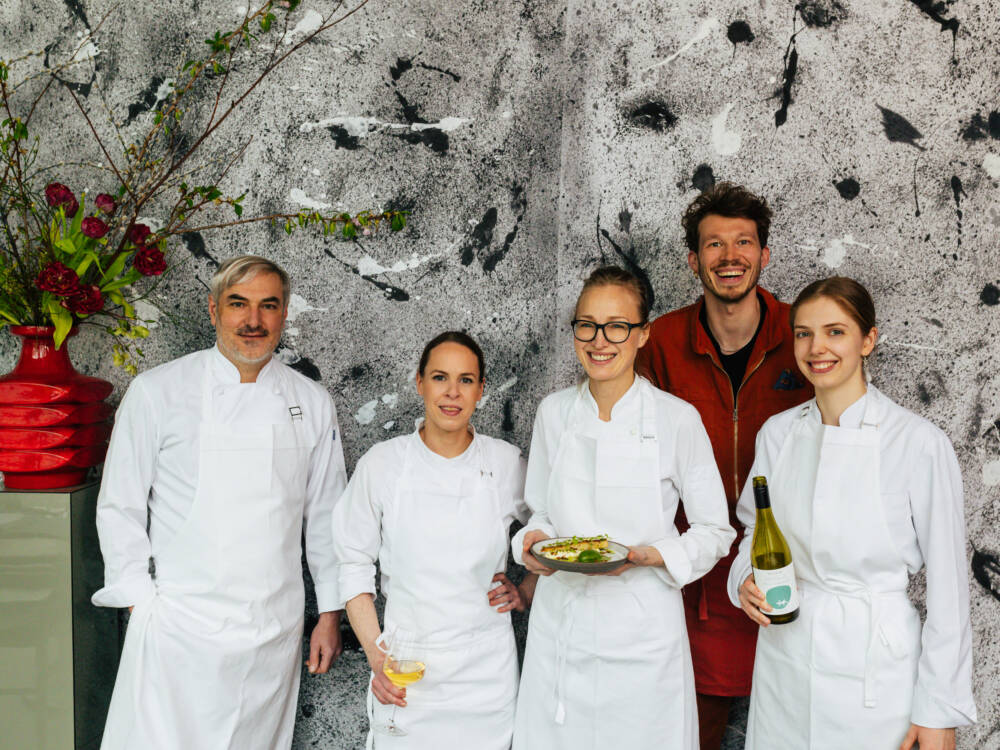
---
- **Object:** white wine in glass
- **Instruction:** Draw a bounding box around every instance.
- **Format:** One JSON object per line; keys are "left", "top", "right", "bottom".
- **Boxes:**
{"left": 375, "top": 630, "right": 427, "bottom": 737}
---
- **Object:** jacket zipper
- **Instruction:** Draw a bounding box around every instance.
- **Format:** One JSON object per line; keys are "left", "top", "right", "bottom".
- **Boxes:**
{"left": 732, "top": 355, "right": 767, "bottom": 498}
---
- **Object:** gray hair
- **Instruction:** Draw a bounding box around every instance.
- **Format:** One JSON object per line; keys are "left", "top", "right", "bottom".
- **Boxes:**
{"left": 210, "top": 255, "right": 290, "bottom": 306}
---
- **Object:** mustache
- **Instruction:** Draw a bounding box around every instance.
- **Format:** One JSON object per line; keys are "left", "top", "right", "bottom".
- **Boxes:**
{"left": 236, "top": 325, "right": 270, "bottom": 336}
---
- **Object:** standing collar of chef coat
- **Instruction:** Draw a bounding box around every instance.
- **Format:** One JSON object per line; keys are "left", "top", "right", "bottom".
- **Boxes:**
{"left": 805, "top": 385, "right": 882, "bottom": 428}
{"left": 411, "top": 418, "right": 481, "bottom": 471}
{"left": 578, "top": 374, "right": 643, "bottom": 421}
{"left": 209, "top": 343, "right": 279, "bottom": 386}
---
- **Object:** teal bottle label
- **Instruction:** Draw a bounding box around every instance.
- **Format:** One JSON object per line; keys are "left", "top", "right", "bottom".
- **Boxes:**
{"left": 751, "top": 562, "right": 800, "bottom": 615}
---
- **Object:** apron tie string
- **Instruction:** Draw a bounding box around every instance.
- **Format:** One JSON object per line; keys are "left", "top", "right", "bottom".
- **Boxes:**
{"left": 553, "top": 579, "right": 588, "bottom": 724}
{"left": 697, "top": 579, "right": 709, "bottom": 621}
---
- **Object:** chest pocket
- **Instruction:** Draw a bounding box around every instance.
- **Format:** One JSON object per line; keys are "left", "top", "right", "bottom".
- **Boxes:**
{"left": 272, "top": 423, "right": 316, "bottom": 498}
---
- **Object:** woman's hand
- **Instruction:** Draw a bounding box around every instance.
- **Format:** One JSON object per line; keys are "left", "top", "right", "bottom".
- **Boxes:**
{"left": 369, "top": 653, "right": 408, "bottom": 707}
{"left": 738, "top": 574, "right": 772, "bottom": 627}
{"left": 899, "top": 725, "right": 955, "bottom": 750}
{"left": 596, "top": 545, "right": 662, "bottom": 576}
{"left": 521, "top": 530, "right": 555, "bottom": 576}
{"left": 488, "top": 573, "right": 526, "bottom": 612}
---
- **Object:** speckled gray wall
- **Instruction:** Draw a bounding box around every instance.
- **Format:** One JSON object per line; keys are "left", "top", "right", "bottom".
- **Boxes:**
{"left": 2, "top": 0, "right": 999, "bottom": 747}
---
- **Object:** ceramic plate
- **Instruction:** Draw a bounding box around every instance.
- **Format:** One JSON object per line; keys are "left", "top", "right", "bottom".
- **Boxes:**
{"left": 530, "top": 537, "right": 630, "bottom": 574}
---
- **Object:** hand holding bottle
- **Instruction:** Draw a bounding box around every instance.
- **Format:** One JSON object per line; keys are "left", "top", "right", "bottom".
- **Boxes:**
{"left": 738, "top": 574, "right": 773, "bottom": 627}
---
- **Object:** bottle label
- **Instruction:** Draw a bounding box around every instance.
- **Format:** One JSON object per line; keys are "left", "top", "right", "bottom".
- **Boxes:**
{"left": 752, "top": 562, "right": 800, "bottom": 616}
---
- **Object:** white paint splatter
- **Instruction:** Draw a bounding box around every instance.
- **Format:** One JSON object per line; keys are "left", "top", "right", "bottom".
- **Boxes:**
{"left": 154, "top": 79, "right": 176, "bottom": 108}
{"left": 274, "top": 348, "right": 300, "bottom": 366}
{"left": 288, "top": 188, "right": 331, "bottom": 211}
{"left": 501, "top": 110, "right": 513, "bottom": 120}
{"left": 983, "top": 153, "right": 1000, "bottom": 180}
{"left": 299, "top": 115, "right": 472, "bottom": 137}
{"left": 133, "top": 300, "right": 161, "bottom": 328}
{"left": 284, "top": 9, "right": 324, "bottom": 45}
{"left": 357, "top": 251, "right": 443, "bottom": 277}
{"left": 381, "top": 393, "right": 399, "bottom": 408}
{"left": 878, "top": 335, "right": 950, "bottom": 353}
{"left": 711, "top": 103, "right": 742, "bottom": 156}
{"left": 642, "top": 18, "right": 719, "bottom": 72}
{"left": 355, "top": 399, "right": 378, "bottom": 425}
{"left": 383, "top": 420, "right": 396, "bottom": 431}
{"left": 983, "top": 459, "right": 1000, "bottom": 487}
{"left": 822, "top": 234, "right": 871, "bottom": 268}
{"left": 70, "top": 40, "right": 99, "bottom": 64}
{"left": 285, "top": 293, "right": 328, "bottom": 323}
{"left": 235, "top": 5, "right": 247, "bottom": 15}
{"left": 479, "top": 377, "right": 517, "bottom": 407}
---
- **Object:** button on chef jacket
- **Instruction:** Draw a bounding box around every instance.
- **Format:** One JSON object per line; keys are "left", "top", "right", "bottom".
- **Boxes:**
{"left": 728, "top": 389, "right": 977, "bottom": 738}
{"left": 93, "top": 346, "right": 346, "bottom": 612}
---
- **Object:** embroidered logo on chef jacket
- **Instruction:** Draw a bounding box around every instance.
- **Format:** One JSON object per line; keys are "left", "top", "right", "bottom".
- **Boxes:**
{"left": 288, "top": 406, "right": 303, "bottom": 421}
{"left": 772, "top": 369, "right": 805, "bottom": 391}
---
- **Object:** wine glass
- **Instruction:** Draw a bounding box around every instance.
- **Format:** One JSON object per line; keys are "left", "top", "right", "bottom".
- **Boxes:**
{"left": 375, "top": 628, "right": 427, "bottom": 737}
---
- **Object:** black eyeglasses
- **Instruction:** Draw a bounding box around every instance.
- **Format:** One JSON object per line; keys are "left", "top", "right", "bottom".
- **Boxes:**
{"left": 571, "top": 319, "right": 645, "bottom": 344}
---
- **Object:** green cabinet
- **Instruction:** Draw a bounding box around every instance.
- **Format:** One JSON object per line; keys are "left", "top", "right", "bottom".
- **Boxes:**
{"left": 0, "top": 482, "right": 121, "bottom": 749}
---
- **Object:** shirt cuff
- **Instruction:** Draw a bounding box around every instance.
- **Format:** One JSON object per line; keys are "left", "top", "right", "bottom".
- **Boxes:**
{"left": 910, "top": 685, "right": 977, "bottom": 729}
{"left": 727, "top": 559, "right": 753, "bottom": 608}
{"left": 313, "top": 580, "right": 341, "bottom": 614}
{"left": 91, "top": 573, "right": 157, "bottom": 609}
{"left": 337, "top": 563, "right": 377, "bottom": 609}
{"left": 511, "top": 521, "right": 558, "bottom": 565}
{"left": 651, "top": 538, "right": 693, "bottom": 588}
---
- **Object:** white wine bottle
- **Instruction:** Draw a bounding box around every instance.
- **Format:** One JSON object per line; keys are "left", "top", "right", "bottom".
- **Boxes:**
{"left": 750, "top": 476, "right": 799, "bottom": 624}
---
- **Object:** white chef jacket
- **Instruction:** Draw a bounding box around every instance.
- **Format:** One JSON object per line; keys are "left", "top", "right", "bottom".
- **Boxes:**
{"left": 512, "top": 378, "right": 734, "bottom": 585}
{"left": 93, "top": 346, "right": 346, "bottom": 612}
{"left": 333, "top": 426, "right": 529, "bottom": 621}
{"left": 728, "top": 389, "right": 977, "bottom": 729}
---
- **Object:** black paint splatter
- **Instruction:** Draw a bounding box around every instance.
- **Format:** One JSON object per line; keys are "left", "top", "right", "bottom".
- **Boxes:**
{"left": 618, "top": 209, "right": 632, "bottom": 234}
{"left": 389, "top": 57, "right": 413, "bottom": 81}
{"left": 501, "top": 398, "right": 515, "bottom": 432}
{"left": 960, "top": 111, "right": 1000, "bottom": 141}
{"left": 482, "top": 185, "right": 527, "bottom": 273}
{"left": 971, "top": 548, "right": 1000, "bottom": 602}
{"left": 415, "top": 62, "right": 461, "bottom": 82}
{"left": 834, "top": 177, "right": 860, "bottom": 200}
{"left": 628, "top": 101, "right": 677, "bottom": 132}
{"left": 43, "top": 42, "right": 96, "bottom": 98}
{"left": 394, "top": 91, "right": 426, "bottom": 125}
{"left": 328, "top": 125, "right": 360, "bottom": 150}
{"left": 300, "top": 704, "right": 315, "bottom": 719}
{"left": 905, "top": 0, "right": 959, "bottom": 60}
{"left": 350, "top": 365, "right": 367, "bottom": 379}
{"left": 950, "top": 175, "right": 966, "bottom": 248}
{"left": 796, "top": 0, "right": 846, "bottom": 28}
{"left": 181, "top": 232, "right": 218, "bottom": 267}
{"left": 727, "top": 20, "right": 754, "bottom": 45}
{"left": 876, "top": 105, "right": 926, "bottom": 150}
{"left": 596, "top": 212, "right": 655, "bottom": 313}
{"left": 393, "top": 128, "right": 449, "bottom": 154}
{"left": 982, "top": 283, "right": 1000, "bottom": 306}
{"left": 460, "top": 208, "right": 498, "bottom": 266}
{"left": 124, "top": 76, "right": 166, "bottom": 125}
{"left": 288, "top": 355, "right": 322, "bottom": 382}
{"left": 322, "top": 247, "right": 411, "bottom": 302}
{"left": 917, "top": 383, "right": 931, "bottom": 404}
{"left": 64, "top": 0, "right": 90, "bottom": 28}
{"left": 774, "top": 36, "right": 799, "bottom": 128}
{"left": 692, "top": 164, "right": 716, "bottom": 192}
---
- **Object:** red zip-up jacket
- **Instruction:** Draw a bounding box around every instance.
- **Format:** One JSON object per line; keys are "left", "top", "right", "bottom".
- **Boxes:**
{"left": 635, "top": 287, "right": 813, "bottom": 695}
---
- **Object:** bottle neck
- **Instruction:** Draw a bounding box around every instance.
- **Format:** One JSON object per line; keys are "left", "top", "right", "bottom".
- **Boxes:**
{"left": 753, "top": 487, "right": 771, "bottom": 510}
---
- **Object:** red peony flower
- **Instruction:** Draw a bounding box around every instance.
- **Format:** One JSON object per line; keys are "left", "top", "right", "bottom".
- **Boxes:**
{"left": 44, "top": 182, "right": 79, "bottom": 217}
{"left": 127, "top": 223, "right": 151, "bottom": 245}
{"left": 35, "top": 261, "right": 80, "bottom": 296}
{"left": 134, "top": 246, "right": 167, "bottom": 276}
{"left": 81, "top": 216, "right": 109, "bottom": 239}
{"left": 61, "top": 284, "right": 104, "bottom": 315}
{"left": 95, "top": 193, "right": 116, "bottom": 214}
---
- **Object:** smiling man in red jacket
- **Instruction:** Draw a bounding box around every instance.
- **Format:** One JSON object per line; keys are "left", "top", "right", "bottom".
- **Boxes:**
{"left": 636, "top": 183, "right": 813, "bottom": 750}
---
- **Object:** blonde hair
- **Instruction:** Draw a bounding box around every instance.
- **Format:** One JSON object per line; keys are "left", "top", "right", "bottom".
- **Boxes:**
{"left": 210, "top": 255, "right": 290, "bottom": 306}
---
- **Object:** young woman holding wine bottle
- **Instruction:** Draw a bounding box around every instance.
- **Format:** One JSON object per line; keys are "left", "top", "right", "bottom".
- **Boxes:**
{"left": 728, "top": 277, "right": 976, "bottom": 750}
{"left": 511, "top": 266, "right": 734, "bottom": 749}
{"left": 332, "top": 331, "right": 533, "bottom": 749}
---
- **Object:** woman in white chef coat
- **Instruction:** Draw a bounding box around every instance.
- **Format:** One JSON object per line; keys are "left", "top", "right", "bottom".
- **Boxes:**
{"left": 512, "top": 266, "right": 735, "bottom": 750}
{"left": 729, "top": 276, "right": 977, "bottom": 750}
{"left": 333, "top": 331, "right": 532, "bottom": 750}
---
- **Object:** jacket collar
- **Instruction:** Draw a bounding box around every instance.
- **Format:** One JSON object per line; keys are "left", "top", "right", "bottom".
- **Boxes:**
{"left": 689, "top": 287, "right": 787, "bottom": 363}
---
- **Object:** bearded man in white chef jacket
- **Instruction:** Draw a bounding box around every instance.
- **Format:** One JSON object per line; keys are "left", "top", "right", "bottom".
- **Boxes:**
{"left": 92, "top": 255, "right": 347, "bottom": 750}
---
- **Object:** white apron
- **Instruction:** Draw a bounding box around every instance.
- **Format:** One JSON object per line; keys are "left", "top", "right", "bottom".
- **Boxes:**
{"left": 513, "top": 384, "right": 697, "bottom": 750}
{"left": 366, "top": 432, "right": 519, "bottom": 750}
{"left": 747, "top": 393, "right": 920, "bottom": 750}
{"left": 101, "top": 365, "right": 315, "bottom": 750}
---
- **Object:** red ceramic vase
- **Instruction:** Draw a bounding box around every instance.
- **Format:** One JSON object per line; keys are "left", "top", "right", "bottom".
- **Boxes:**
{"left": 0, "top": 326, "right": 113, "bottom": 490}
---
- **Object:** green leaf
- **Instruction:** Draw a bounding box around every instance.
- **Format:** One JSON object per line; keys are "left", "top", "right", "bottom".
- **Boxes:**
{"left": 99, "top": 252, "right": 129, "bottom": 286}
{"left": 47, "top": 301, "right": 73, "bottom": 348}
{"left": 75, "top": 251, "right": 103, "bottom": 277}
{"left": 101, "top": 268, "right": 142, "bottom": 292}
{"left": 70, "top": 199, "right": 84, "bottom": 236}
{"left": 343, "top": 222, "right": 357, "bottom": 240}
{"left": 284, "top": 220, "right": 293, "bottom": 235}
{"left": 233, "top": 203, "right": 243, "bottom": 217}
{"left": 260, "top": 13, "right": 274, "bottom": 31}
{"left": 56, "top": 237, "right": 77, "bottom": 256}
{"left": 390, "top": 212, "right": 406, "bottom": 232}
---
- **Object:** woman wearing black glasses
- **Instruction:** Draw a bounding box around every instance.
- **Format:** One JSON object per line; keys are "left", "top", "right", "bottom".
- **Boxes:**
{"left": 511, "top": 266, "right": 734, "bottom": 750}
